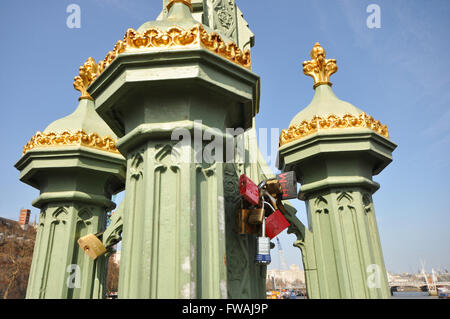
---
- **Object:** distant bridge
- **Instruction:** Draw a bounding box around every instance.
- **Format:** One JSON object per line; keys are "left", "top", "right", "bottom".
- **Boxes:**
{"left": 389, "top": 281, "right": 450, "bottom": 289}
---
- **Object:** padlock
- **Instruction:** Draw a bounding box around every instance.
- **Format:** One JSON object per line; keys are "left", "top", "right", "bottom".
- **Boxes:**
{"left": 237, "top": 199, "right": 258, "bottom": 235}
{"left": 78, "top": 233, "right": 107, "bottom": 260}
{"left": 239, "top": 174, "right": 260, "bottom": 206}
{"left": 248, "top": 195, "right": 265, "bottom": 225}
{"left": 276, "top": 171, "right": 298, "bottom": 200}
{"left": 265, "top": 209, "right": 291, "bottom": 240}
{"left": 248, "top": 207, "right": 265, "bottom": 225}
{"left": 265, "top": 179, "right": 282, "bottom": 198}
{"left": 255, "top": 218, "right": 271, "bottom": 265}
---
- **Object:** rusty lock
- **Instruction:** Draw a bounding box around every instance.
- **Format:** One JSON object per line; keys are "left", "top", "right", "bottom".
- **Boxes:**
{"left": 236, "top": 199, "right": 259, "bottom": 235}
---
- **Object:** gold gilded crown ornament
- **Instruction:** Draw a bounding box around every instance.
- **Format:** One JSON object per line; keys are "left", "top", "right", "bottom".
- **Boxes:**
{"left": 167, "top": 0, "right": 193, "bottom": 12}
{"left": 278, "top": 43, "right": 389, "bottom": 146}
{"left": 73, "top": 57, "right": 98, "bottom": 101}
{"left": 302, "top": 42, "right": 338, "bottom": 89}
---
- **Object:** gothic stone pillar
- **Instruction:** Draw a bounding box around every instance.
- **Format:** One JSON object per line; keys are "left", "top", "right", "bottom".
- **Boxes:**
{"left": 279, "top": 129, "right": 397, "bottom": 298}
{"left": 89, "top": 48, "right": 260, "bottom": 298}
{"left": 16, "top": 145, "right": 125, "bottom": 298}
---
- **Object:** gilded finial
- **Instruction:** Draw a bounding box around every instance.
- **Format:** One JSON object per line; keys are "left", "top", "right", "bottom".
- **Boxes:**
{"left": 73, "top": 57, "right": 98, "bottom": 101}
{"left": 167, "top": 0, "right": 193, "bottom": 12}
{"left": 302, "top": 43, "right": 338, "bottom": 89}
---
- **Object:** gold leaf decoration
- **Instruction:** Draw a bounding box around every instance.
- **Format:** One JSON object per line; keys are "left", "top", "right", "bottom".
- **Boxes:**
{"left": 73, "top": 24, "right": 252, "bottom": 100}
{"left": 73, "top": 57, "right": 98, "bottom": 101}
{"left": 22, "top": 130, "right": 120, "bottom": 155}
{"left": 167, "top": 0, "right": 193, "bottom": 12}
{"left": 303, "top": 42, "right": 338, "bottom": 89}
{"left": 279, "top": 113, "right": 390, "bottom": 146}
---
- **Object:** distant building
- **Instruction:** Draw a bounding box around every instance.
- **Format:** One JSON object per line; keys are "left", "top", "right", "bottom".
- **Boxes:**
{"left": 267, "top": 264, "right": 305, "bottom": 288}
{"left": 0, "top": 209, "right": 33, "bottom": 236}
{"left": 0, "top": 216, "right": 21, "bottom": 230}
{"left": 112, "top": 250, "right": 121, "bottom": 265}
{"left": 19, "top": 209, "right": 31, "bottom": 229}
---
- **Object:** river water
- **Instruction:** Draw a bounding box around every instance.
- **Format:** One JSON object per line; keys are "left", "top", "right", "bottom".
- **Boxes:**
{"left": 292, "top": 292, "right": 438, "bottom": 299}
{"left": 391, "top": 292, "right": 438, "bottom": 299}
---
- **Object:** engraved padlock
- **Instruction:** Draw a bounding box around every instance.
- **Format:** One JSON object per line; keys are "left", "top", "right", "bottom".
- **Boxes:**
{"left": 248, "top": 199, "right": 265, "bottom": 225}
{"left": 276, "top": 171, "right": 298, "bottom": 200}
{"left": 248, "top": 208, "right": 265, "bottom": 225}
{"left": 237, "top": 199, "right": 258, "bottom": 235}
{"left": 255, "top": 217, "right": 271, "bottom": 265}
{"left": 78, "top": 233, "right": 107, "bottom": 260}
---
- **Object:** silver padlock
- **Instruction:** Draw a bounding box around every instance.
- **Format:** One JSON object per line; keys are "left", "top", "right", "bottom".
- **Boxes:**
{"left": 255, "top": 201, "right": 272, "bottom": 265}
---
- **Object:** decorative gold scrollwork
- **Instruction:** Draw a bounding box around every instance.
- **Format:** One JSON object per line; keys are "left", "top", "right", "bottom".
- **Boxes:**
{"left": 279, "top": 113, "right": 390, "bottom": 146}
{"left": 23, "top": 130, "right": 120, "bottom": 155}
{"left": 73, "top": 24, "right": 252, "bottom": 100}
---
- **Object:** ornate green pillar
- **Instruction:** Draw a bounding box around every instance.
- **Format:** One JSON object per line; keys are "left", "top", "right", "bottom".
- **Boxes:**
{"left": 278, "top": 43, "right": 397, "bottom": 299}
{"left": 80, "top": 1, "right": 261, "bottom": 298}
{"left": 15, "top": 98, "right": 126, "bottom": 299}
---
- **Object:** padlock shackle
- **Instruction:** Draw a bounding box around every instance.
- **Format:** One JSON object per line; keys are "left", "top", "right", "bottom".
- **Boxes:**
{"left": 262, "top": 200, "right": 276, "bottom": 214}
{"left": 262, "top": 217, "right": 266, "bottom": 238}
{"left": 257, "top": 180, "right": 267, "bottom": 189}
{"left": 260, "top": 189, "right": 278, "bottom": 210}
{"left": 258, "top": 177, "right": 278, "bottom": 189}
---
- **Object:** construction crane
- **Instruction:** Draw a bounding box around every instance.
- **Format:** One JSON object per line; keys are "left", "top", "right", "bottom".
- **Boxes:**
{"left": 276, "top": 237, "right": 288, "bottom": 270}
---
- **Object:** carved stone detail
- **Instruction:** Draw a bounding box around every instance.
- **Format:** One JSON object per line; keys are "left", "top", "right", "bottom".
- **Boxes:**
{"left": 362, "top": 193, "right": 373, "bottom": 214}
{"left": 314, "top": 196, "right": 329, "bottom": 214}
{"left": 223, "top": 163, "right": 240, "bottom": 203}
{"left": 129, "top": 150, "right": 145, "bottom": 180}
{"left": 51, "top": 207, "right": 69, "bottom": 224}
{"left": 77, "top": 208, "right": 93, "bottom": 225}
{"left": 212, "top": 0, "right": 237, "bottom": 40}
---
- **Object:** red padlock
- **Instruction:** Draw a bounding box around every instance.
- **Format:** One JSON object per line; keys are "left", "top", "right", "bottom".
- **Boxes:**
{"left": 265, "top": 209, "right": 290, "bottom": 240}
{"left": 239, "top": 174, "right": 260, "bottom": 206}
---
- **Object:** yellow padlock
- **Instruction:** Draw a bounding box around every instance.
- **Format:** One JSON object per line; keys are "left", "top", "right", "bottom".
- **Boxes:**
{"left": 77, "top": 233, "right": 107, "bottom": 260}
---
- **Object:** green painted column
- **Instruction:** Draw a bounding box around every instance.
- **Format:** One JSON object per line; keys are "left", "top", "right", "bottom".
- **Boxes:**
{"left": 280, "top": 140, "right": 395, "bottom": 298}
{"left": 115, "top": 128, "right": 230, "bottom": 299}
{"left": 278, "top": 44, "right": 397, "bottom": 299}
{"left": 15, "top": 99, "right": 126, "bottom": 298}
{"left": 88, "top": 2, "right": 262, "bottom": 299}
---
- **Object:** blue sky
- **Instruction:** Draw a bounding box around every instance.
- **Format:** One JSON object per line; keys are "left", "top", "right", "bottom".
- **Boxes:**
{"left": 0, "top": 0, "right": 449, "bottom": 274}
